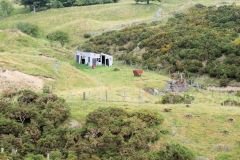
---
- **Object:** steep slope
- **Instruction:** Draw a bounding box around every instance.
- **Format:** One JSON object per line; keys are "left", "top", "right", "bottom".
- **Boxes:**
{"left": 82, "top": 4, "right": 240, "bottom": 84}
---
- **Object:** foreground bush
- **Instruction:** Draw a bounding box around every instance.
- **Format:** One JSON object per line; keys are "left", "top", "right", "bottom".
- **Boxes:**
{"left": 16, "top": 22, "right": 40, "bottom": 37}
{"left": 0, "top": 90, "right": 71, "bottom": 159}
{"left": 0, "top": 91, "right": 196, "bottom": 159}
{"left": 75, "top": 108, "right": 165, "bottom": 159}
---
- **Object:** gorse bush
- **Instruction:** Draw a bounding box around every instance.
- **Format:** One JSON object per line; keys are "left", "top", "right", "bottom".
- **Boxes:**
{"left": 83, "top": 33, "right": 91, "bottom": 39}
{"left": 82, "top": 4, "right": 240, "bottom": 82}
{"left": 154, "top": 144, "right": 196, "bottom": 160}
{"left": 16, "top": 22, "right": 40, "bottom": 37}
{"left": 0, "top": 90, "right": 70, "bottom": 159}
{"left": 75, "top": 107, "right": 165, "bottom": 159}
{"left": 0, "top": 91, "right": 195, "bottom": 159}
{"left": 156, "top": 93, "right": 193, "bottom": 104}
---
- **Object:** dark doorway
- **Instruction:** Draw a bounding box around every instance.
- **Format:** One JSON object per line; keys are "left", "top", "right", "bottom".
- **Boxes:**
{"left": 102, "top": 55, "right": 106, "bottom": 65}
{"left": 92, "top": 58, "right": 97, "bottom": 65}
{"left": 88, "top": 57, "right": 90, "bottom": 63}
{"left": 106, "top": 59, "right": 109, "bottom": 66}
{"left": 76, "top": 55, "right": 80, "bottom": 63}
{"left": 81, "top": 57, "right": 85, "bottom": 64}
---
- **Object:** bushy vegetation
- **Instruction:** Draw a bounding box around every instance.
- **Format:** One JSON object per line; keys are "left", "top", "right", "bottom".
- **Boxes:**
{"left": 153, "top": 144, "right": 196, "bottom": 160}
{"left": 82, "top": 4, "right": 240, "bottom": 82}
{"left": 156, "top": 94, "right": 194, "bottom": 104}
{"left": 221, "top": 99, "right": 240, "bottom": 106}
{"left": 76, "top": 108, "right": 165, "bottom": 159}
{"left": 0, "top": 90, "right": 71, "bottom": 159}
{"left": 16, "top": 22, "right": 40, "bottom": 37}
{"left": 47, "top": 30, "right": 70, "bottom": 47}
{"left": 0, "top": 90, "right": 196, "bottom": 159}
{"left": 0, "top": 0, "right": 14, "bottom": 17}
{"left": 83, "top": 33, "right": 91, "bottom": 39}
{"left": 236, "top": 91, "right": 240, "bottom": 97}
{"left": 20, "top": 0, "right": 117, "bottom": 12}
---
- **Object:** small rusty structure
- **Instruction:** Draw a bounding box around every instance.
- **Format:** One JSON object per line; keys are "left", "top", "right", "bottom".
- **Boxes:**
{"left": 92, "top": 65, "right": 96, "bottom": 69}
{"left": 166, "top": 80, "right": 190, "bottom": 93}
{"left": 133, "top": 70, "right": 143, "bottom": 77}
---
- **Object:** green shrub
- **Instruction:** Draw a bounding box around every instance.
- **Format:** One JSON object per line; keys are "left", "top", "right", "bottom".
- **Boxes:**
{"left": 51, "top": 0, "right": 64, "bottom": 8}
{"left": 76, "top": 107, "right": 165, "bottom": 159}
{"left": 156, "top": 94, "right": 194, "bottom": 104}
{"left": 83, "top": 33, "right": 91, "bottom": 39}
{"left": 0, "top": 0, "right": 14, "bottom": 17}
{"left": 42, "top": 85, "right": 50, "bottom": 94}
{"left": 236, "top": 91, "right": 240, "bottom": 97}
{"left": 24, "top": 154, "right": 45, "bottom": 160}
{"left": 16, "top": 22, "right": 40, "bottom": 37}
{"left": 221, "top": 99, "right": 240, "bottom": 106}
{"left": 113, "top": 67, "right": 120, "bottom": 71}
{"left": 47, "top": 30, "right": 70, "bottom": 47}
{"left": 157, "top": 94, "right": 184, "bottom": 104}
{"left": 154, "top": 144, "right": 196, "bottom": 160}
{"left": 0, "top": 90, "right": 70, "bottom": 158}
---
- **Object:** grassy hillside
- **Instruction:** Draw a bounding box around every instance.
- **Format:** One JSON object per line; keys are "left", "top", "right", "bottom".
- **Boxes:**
{"left": 1, "top": 0, "right": 237, "bottom": 46}
{"left": 0, "top": 29, "right": 97, "bottom": 92}
{"left": 82, "top": 4, "right": 240, "bottom": 85}
{"left": 0, "top": 0, "right": 159, "bottom": 45}
{"left": 1, "top": 0, "right": 240, "bottom": 159}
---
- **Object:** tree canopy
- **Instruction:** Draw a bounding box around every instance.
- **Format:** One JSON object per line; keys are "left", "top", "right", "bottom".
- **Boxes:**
{"left": 0, "top": 0, "right": 14, "bottom": 17}
{"left": 47, "top": 30, "right": 70, "bottom": 47}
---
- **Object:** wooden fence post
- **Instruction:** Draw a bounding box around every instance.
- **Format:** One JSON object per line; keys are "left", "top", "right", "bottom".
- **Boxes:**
{"left": 83, "top": 92, "right": 86, "bottom": 101}
{"left": 106, "top": 90, "right": 108, "bottom": 102}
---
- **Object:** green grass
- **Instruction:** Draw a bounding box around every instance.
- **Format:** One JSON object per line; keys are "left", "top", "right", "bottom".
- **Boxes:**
{"left": 0, "top": 0, "right": 159, "bottom": 45}
{"left": 1, "top": 0, "right": 240, "bottom": 159}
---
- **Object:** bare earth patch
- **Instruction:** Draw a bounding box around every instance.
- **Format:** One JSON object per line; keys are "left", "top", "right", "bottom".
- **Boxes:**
{"left": 0, "top": 69, "right": 44, "bottom": 92}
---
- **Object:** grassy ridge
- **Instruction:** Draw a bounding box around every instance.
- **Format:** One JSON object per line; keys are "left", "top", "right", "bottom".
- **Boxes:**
{"left": 0, "top": 0, "right": 159, "bottom": 45}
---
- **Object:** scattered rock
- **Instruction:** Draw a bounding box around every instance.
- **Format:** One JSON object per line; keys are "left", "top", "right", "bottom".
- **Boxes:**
{"left": 171, "top": 129, "right": 176, "bottom": 136}
{"left": 185, "top": 114, "right": 193, "bottom": 119}
{"left": 164, "top": 108, "right": 172, "bottom": 112}
{"left": 213, "top": 144, "right": 231, "bottom": 152}
{"left": 228, "top": 118, "right": 234, "bottom": 123}
{"left": 221, "top": 130, "right": 229, "bottom": 136}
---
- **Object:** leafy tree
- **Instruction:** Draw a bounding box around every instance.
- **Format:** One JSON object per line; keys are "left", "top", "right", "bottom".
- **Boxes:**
{"left": 0, "top": 0, "right": 14, "bottom": 17}
{"left": 20, "top": 0, "right": 50, "bottom": 12}
{"left": 47, "top": 31, "right": 70, "bottom": 47}
{"left": 58, "top": 0, "right": 76, "bottom": 7}
{"left": 135, "top": 0, "right": 160, "bottom": 4}
{"left": 51, "top": 0, "right": 64, "bottom": 8}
